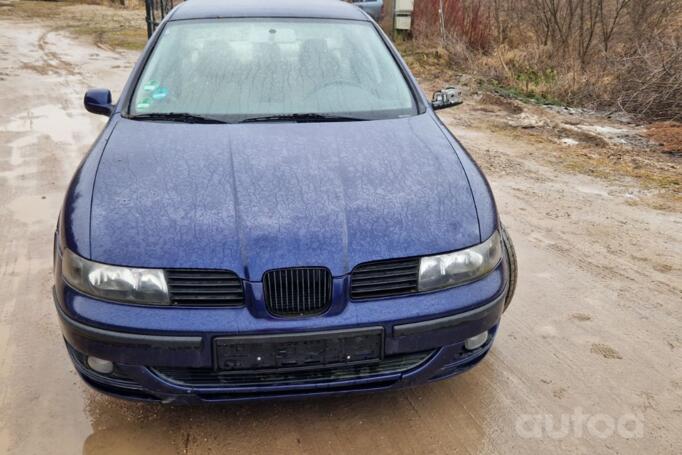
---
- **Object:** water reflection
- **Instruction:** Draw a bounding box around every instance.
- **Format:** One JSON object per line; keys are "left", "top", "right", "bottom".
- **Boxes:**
{"left": 81, "top": 370, "right": 491, "bottom": 455}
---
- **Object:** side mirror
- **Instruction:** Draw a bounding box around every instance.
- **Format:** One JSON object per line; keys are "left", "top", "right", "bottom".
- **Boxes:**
{"left": 84, "top": 89, "right": 114, "bottom": 116}
{"left": 432, "top": 87, "right": 463, "bottom": 110}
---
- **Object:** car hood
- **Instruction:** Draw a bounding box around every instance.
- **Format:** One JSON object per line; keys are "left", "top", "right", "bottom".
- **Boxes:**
{"left": 90, "top": 115, "right": 480, "bottom": 279}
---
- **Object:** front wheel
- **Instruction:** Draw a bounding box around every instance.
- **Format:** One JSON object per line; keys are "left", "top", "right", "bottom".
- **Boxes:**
{"left": 501, "top": 224, "right": 517, "bottom": 312}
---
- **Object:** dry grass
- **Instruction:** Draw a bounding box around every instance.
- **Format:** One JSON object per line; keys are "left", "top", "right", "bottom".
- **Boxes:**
{"left": 487, "top": 116, "right": 682, "bottom": 206}
{"left": 453, "top": 92, "right": 681, "bottom": 207}
{"left": 405, "top": 0, "right": 682, "bottom": 121}
{"left": 646, "top": 122, "right": 682, "bottom": 155}
{"left": 0, "top": 0, "right": 147, "bottom": 49}
{"left": 400, "top": 1, "right": 682, "bottom": 201}
{"left": 397, "top": 39, "right": 458, "bottom": 87}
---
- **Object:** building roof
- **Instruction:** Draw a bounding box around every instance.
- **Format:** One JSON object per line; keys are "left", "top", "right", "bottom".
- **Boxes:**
{"left": 170, "top": 0, "right": 369, "bottom": 22}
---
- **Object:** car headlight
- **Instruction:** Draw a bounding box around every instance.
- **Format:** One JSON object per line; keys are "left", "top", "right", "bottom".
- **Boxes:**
{"left": 62, "top": 249, "right": 170, "bottom": 305}
{"left": 418, "top": 230, "right": 502, "bottom": 292}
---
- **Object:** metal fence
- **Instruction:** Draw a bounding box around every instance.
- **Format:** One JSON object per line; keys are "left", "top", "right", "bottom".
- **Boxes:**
{"left": 144, "top": 0, "right": 179, "bottom": 38}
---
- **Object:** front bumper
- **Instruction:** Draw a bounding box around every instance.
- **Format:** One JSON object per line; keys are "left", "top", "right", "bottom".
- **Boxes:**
{"left": 55, "top": 281, "right": 506, "bottom": 403}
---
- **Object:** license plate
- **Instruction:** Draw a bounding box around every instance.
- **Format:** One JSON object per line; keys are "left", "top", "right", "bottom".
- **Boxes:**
{"left": 214, "top": 327, "right": 383, "bottom": 371}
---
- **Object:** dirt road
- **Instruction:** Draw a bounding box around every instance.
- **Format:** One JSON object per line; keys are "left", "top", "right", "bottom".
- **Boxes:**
{"left": 1, "top": 18, "right": 681, "bottom": 455}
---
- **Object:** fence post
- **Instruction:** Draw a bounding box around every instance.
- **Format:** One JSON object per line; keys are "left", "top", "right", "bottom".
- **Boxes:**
{"left": 144, "top": 0, "right": 153, "bottom": 38}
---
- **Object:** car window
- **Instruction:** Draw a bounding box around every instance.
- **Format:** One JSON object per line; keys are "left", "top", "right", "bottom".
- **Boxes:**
{"left": 130, "top": 18, "right": 417, "bottom": 122}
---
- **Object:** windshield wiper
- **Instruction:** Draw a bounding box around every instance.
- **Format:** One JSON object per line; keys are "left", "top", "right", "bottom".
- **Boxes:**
{"left": 129, "top": 112, "right": 228, "bottom": 124}
{"left": 239, "top": 113, "right": 368, "bottom": 123}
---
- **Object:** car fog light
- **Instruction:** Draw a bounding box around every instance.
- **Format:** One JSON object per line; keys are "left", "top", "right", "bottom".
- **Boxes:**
{"left": 87, "top": 356, "right": 114, "bottom": 375}
{"left": 464, "top": 331, "right": 489, "bottom": 351}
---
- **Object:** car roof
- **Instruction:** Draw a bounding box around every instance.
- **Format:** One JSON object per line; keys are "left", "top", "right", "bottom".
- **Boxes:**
{"left": 170, "top": 0, "right": 370, "bottom": 22}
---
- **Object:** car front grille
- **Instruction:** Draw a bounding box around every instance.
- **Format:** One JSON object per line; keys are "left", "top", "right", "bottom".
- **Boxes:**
{"left": 350, "top": 257, "right": 420, "bottom": 300}
{"left": 263, "top": 267, "right": 332, "bottom": 316}
{"left": 152, "top": 350, "right": 435, "bottom": 387}
{"left": 165, "top": 269, "right": 244, "bottom": 307}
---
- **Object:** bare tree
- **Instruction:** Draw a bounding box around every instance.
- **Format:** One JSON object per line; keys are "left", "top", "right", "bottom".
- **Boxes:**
{"left": 577, "top": 0, "right": 600, "bottom": 65}
{"left": 598, "top": 0, "right": 630, "bottom": 54}
{"left": 628, "top": 0, "right": 679, "bottom": 44}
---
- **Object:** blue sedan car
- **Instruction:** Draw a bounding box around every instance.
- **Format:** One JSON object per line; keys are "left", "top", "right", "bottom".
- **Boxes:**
{"left": 54, "top": 0, "right": 517, "bottom": 403}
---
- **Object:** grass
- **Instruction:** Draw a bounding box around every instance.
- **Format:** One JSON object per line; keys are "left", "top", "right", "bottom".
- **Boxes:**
{"left": 396, "top": 39, "right": 566, "bottom": 107}
{"left": 487, "top": 81, "right": 565, "bottom": 107}
{"left": 71, "top": 23, "right": 146, "bottom": 50}
{"left": 0, "top": 0, "right": 147, "bottom": 50}
{"left": 395, "top": 40, "right": 458, "bottom": 90}
{"left": 491, "top": 120, "right": 682, "bottom": 208}
{"left": 562, "top": 152, "right": 681, "bottom": 190}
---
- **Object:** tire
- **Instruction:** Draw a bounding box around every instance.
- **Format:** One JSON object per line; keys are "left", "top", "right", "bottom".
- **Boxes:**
{"left": 501, "top": 224, "right": 517, "bottom": 312}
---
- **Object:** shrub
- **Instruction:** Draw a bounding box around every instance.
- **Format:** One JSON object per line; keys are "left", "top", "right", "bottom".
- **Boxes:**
{"left": 406, "top": 0, "right": 682, "bottom": 120}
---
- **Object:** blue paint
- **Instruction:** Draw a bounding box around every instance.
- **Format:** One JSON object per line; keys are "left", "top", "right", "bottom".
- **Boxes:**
{"left": 56, "top": 0, "right": 509, "bottom": 402}
{"left": 171, "top": 0, "right": 369, "bottom": 22}
{"left": 89, "top": 115, "right": 481, "bottom": 278}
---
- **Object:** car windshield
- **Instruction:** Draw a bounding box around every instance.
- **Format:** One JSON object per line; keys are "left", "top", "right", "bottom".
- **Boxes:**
{"left": 129, "top": 18, "right": 418, "bottom": 122}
